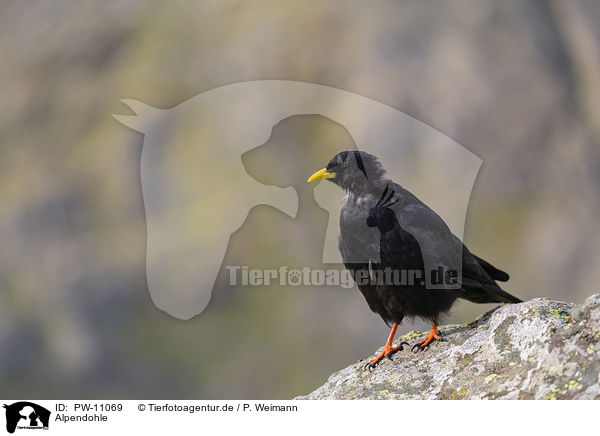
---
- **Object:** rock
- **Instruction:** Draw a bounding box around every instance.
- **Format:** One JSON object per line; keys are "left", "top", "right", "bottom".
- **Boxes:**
{"left": 296, "top": 295, "right": 600, "bottom": 399}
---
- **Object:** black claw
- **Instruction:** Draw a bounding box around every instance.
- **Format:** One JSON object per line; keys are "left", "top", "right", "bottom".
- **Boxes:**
{"left": 364, "top": 360, "right": 378, "bottom": 371}
{"left": 411, "top": 339, "right": 436, "bottom": 352}
{"left": 411, "top": 343, "right": 425, "bottom": 352}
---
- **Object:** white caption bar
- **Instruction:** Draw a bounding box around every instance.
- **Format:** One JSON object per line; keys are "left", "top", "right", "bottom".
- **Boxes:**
{"left": 0, "top": 400, "right": 594, "bottom": 435}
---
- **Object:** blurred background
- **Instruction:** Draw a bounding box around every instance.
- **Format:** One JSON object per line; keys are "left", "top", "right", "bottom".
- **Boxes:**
{"left": 1, "top": 0, "right": 599, "bottom": 399}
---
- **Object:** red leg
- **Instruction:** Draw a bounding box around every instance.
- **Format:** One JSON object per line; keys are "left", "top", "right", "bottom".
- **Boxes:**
{"left": 365, "top": 323, "right": 409, "bottom": 369}
{"left": 411, "top": 313, "right": 443, "bottom": 352}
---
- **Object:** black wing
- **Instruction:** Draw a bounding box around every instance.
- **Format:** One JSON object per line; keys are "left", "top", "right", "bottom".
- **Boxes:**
{"left": 393, "top": 184, "right": 521, "bottom": 304}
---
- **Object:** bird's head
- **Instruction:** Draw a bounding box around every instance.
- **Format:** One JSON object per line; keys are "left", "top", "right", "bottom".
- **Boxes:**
{"left": 306, "top": 150, "right": 386, "bottom": 192}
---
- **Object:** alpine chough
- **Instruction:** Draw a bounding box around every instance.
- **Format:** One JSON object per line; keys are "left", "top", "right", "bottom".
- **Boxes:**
{"left": 308, "top": 150, "right": 521, "bottom": 368}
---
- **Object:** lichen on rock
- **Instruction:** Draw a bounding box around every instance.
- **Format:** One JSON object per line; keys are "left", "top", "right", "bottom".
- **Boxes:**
{"left": 296, "top": 295, "right": 600, "bottom": 399}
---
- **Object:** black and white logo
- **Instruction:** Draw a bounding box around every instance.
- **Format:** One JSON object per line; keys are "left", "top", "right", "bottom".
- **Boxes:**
{"left": 3, "top": 402, "right": 50, "bottom": 434}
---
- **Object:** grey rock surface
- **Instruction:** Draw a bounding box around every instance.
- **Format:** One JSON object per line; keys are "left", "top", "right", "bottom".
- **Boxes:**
{"left": 297, "top": 295, "right": 600, "bottom": 399}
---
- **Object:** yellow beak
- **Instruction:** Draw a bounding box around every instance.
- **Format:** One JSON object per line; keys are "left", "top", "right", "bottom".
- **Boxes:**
{"left": 307, "top": 168, "right": 336, "bottom": 182}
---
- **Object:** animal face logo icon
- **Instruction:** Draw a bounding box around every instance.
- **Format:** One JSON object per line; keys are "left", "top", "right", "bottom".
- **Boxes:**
{"left": 3, "top": 402, "right": 50, "bottom": 434}
{"left": 113, "top": 80, "right": 481, "bottom": 319}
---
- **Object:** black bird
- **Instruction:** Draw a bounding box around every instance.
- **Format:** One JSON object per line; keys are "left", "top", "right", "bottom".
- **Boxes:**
{"left": 307, "top": 151, "right": 521, "bottom": 368}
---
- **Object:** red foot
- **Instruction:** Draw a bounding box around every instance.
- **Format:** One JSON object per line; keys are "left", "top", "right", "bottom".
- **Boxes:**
{"left": 364, "top": 322, "right": 408, "bottom": 370}
{"left": 412, "top": 316, "right": 442, "bottom": 352}
{"left": 365, "top": 341, "right": 408, "bottom": 370}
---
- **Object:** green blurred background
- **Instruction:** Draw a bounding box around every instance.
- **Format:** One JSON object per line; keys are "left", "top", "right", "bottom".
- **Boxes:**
{"left": 1, "top": 0, "right": 599, "bottom": 399}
